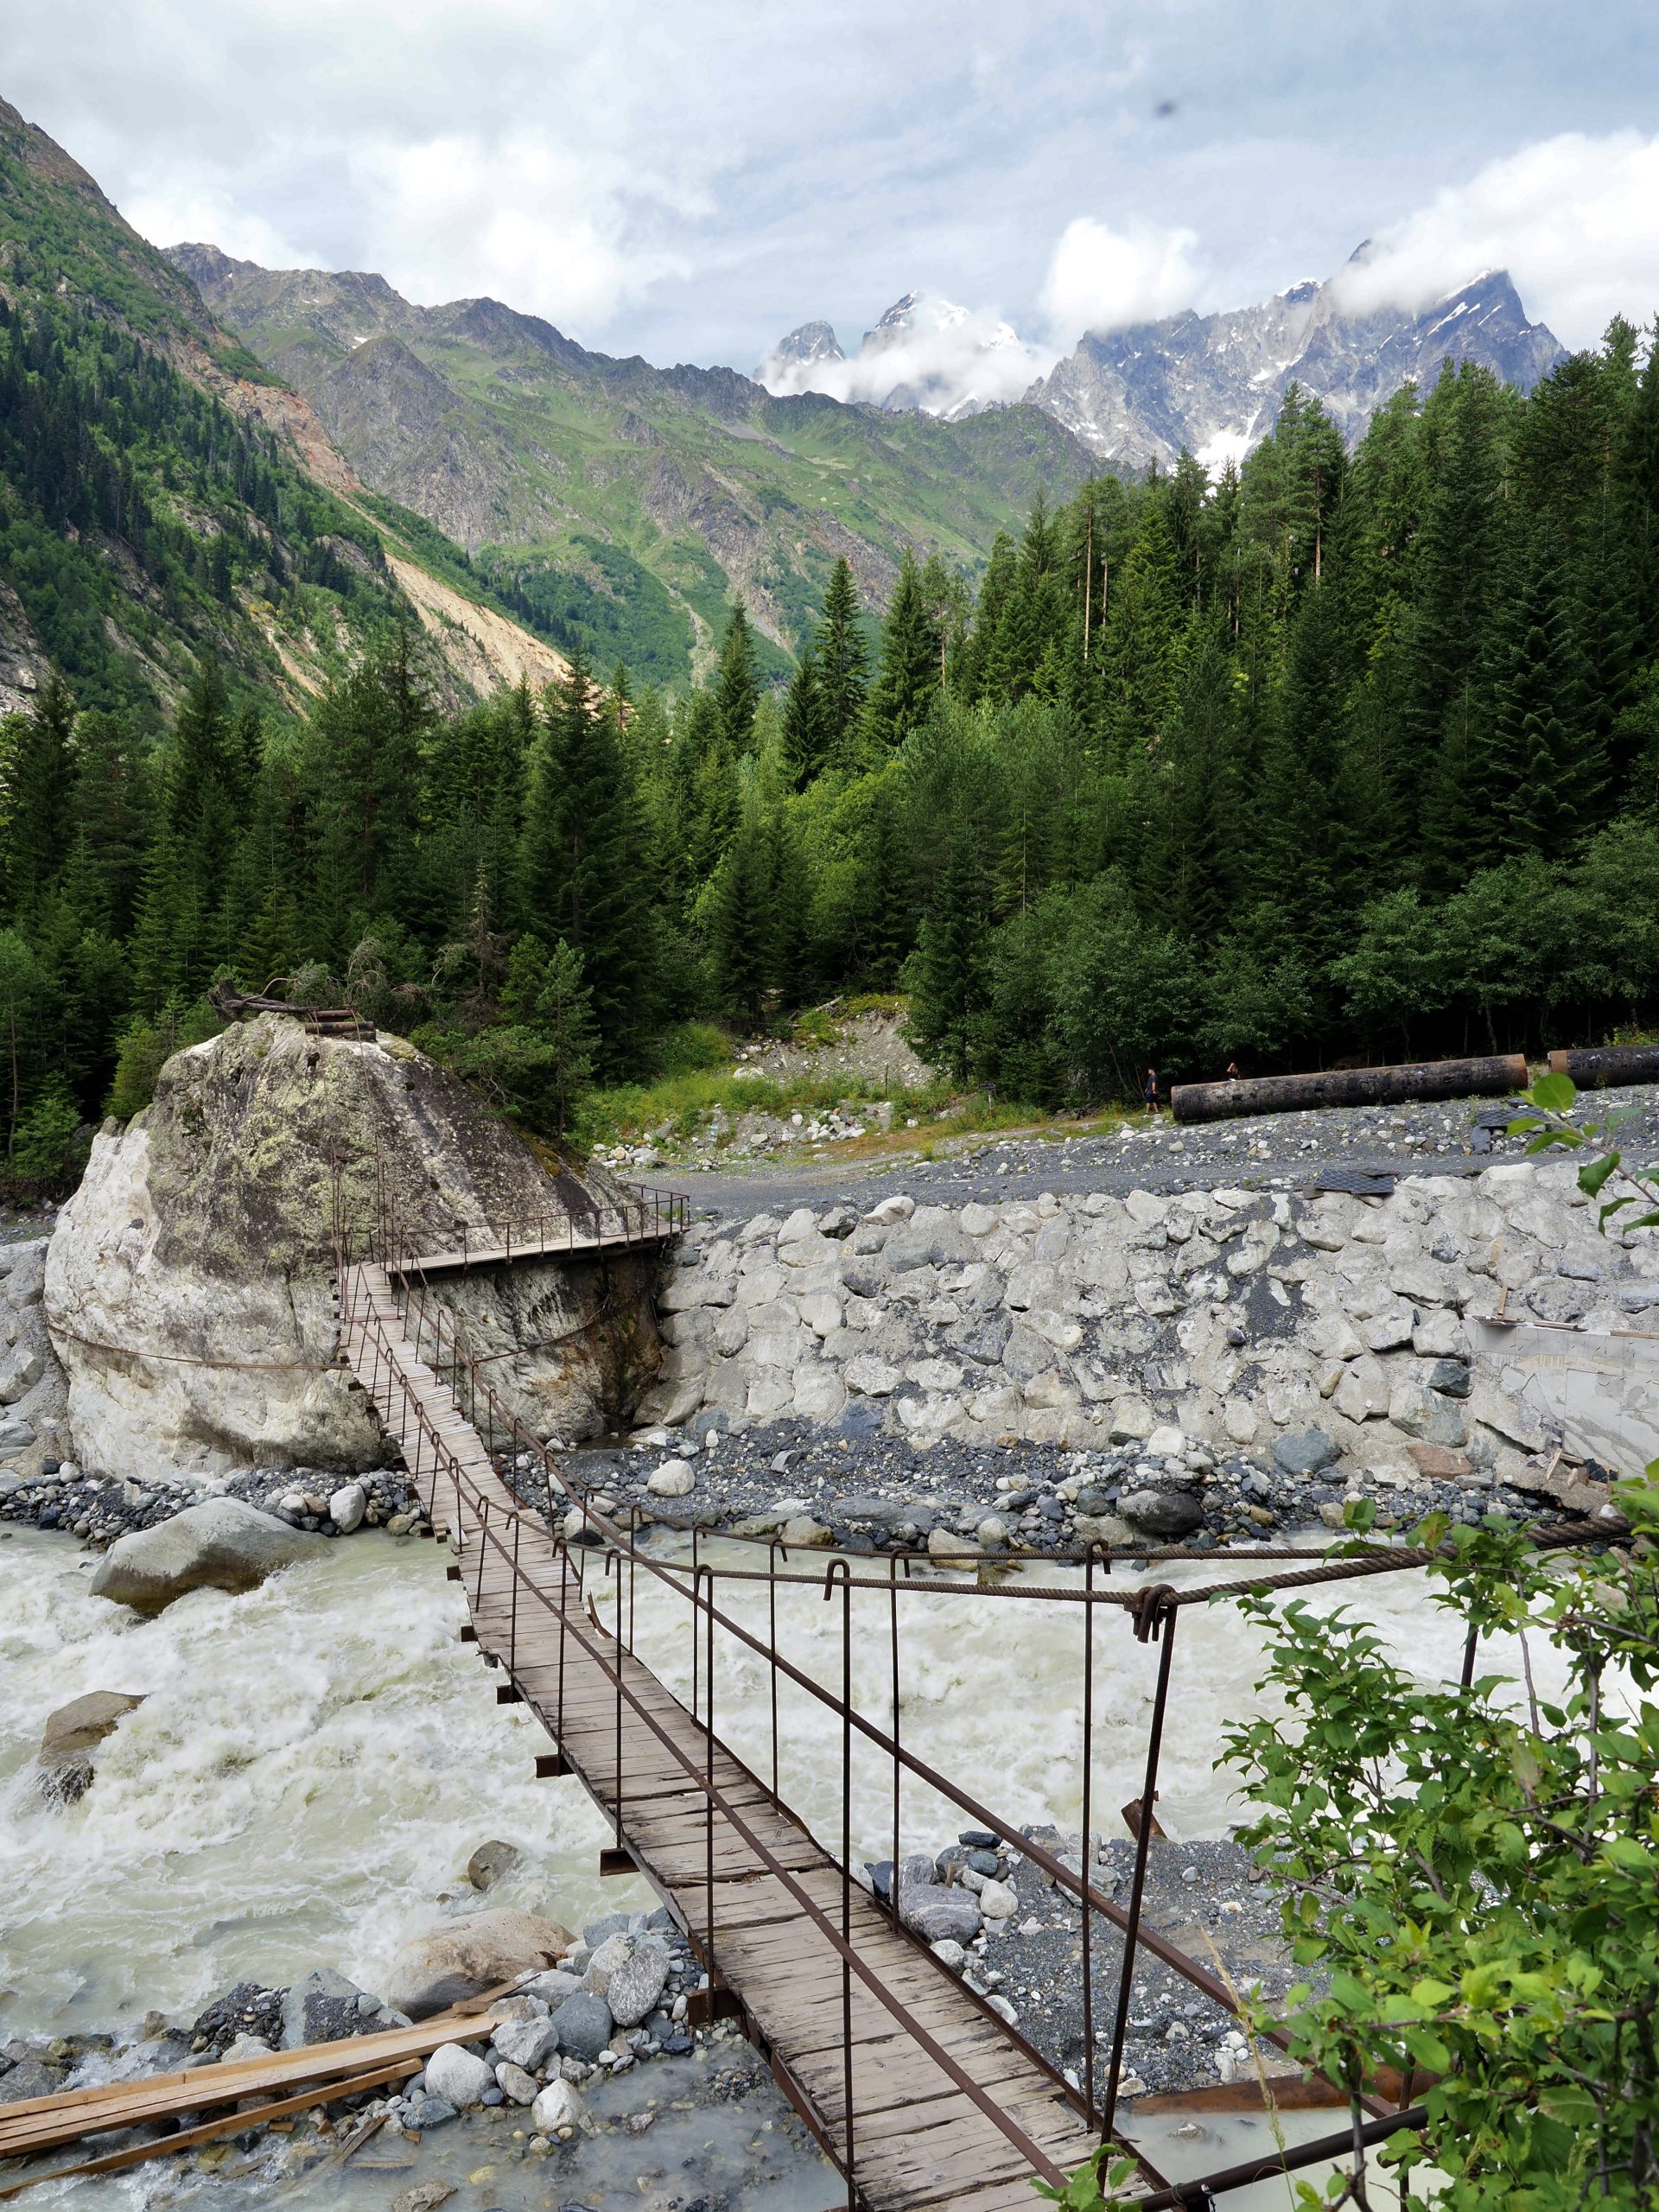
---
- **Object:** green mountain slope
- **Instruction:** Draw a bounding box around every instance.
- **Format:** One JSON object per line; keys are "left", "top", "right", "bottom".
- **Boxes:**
{"left": 168, "top": 245, "right": 1097, "bottom": 684}
{"left": 0, "top": 97, "right": 568, "bottom": 724}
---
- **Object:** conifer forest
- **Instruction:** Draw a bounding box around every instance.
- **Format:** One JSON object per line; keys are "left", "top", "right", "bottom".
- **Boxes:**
{"left": 8, "top": 309, "right": 1659, "bottom": 1179}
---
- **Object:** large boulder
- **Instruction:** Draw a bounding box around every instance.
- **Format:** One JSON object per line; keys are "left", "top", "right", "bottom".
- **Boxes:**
{"left": 385, "top": 1909, "right": 575, "bottom": 2019}
{"left": 37, "top": 1688, "right": 144, "bottom": 1802}
{"left": 46, "top": 1016, "right": 664, "bottom": 1481}
{"left": 89, "top": 1497, "right": 327, "bottom": 1612}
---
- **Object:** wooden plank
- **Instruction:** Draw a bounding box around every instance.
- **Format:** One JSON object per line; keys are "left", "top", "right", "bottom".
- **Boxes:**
{"left": 0, "top": 1999, "right": 518, "bottom": 2153}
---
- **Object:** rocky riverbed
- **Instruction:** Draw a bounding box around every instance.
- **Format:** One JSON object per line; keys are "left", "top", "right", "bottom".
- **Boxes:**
{"left": 540, "top": 1412, "right": 1577, "bottom": 1557}
{"left": 0, "top": 1833, "right": 1297, "bottom": 2206}
{"left": 0, "top": 1457, "right": 430, "bottom": 1547}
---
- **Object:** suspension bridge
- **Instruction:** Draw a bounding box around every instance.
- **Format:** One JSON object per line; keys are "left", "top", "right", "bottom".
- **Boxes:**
{"left": 327, "top": 1186, "right": 1594, "bottom": 2211}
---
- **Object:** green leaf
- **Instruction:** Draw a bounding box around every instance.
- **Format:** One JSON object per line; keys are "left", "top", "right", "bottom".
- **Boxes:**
{"left": 1578, "top": 1152, "right": 1619, "bottom": 1198}
{"left": 1526, "top": 1071, "right": 1576, "bottom": 1114}
{"left": 1599, "top": 1836, "right": 1651, "bottom": 1869}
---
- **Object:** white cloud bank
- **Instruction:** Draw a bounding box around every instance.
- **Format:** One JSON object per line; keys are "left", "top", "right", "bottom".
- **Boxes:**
{"left": 759, "top": 295, "right": 1048, "bottom": 416}
{"left": 1038, "top": 217, "right": 1204, "bottom": 346}
{"left": 1332, "top": 131, "right": 1659, "bottom": 348}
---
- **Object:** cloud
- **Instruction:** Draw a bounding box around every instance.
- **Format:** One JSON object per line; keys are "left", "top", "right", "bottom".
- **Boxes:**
{"left": 359, "top": 135, "right": 690, "bottom": 327}
{"left": 1331, "top": 132, "right": 1659, "bottom": 347}
{"left": 759, "top": 294, "right": 1047, "bottom": 416}
{"left": 1038, "top": 216, "right": 1203, "bottom": 343}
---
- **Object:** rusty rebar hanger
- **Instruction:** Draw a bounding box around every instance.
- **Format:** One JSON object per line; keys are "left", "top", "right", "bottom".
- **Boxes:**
{"left": 1130, "top": 1583, "right": 1178, "bottom": 1643}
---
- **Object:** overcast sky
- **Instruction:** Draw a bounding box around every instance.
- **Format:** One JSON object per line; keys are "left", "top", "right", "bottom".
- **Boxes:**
{"left": 10, "top": 0, "right": 1659, "bottom": 383}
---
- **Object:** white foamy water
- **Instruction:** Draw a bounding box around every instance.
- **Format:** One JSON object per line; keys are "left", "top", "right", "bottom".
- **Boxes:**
{"left": 601, "top": 1535, "right": 1590, "bottom": 1871}
{"left": 0, "top": 1520, "right": 1595, "bottom": 2056}
{"left": 0, "top": 1526, "right": 638, "bottom": 2043}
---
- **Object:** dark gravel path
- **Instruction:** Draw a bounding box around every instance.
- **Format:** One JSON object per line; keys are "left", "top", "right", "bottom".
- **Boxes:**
{"left": 645, "top": 1084, "right": 1659, "bottom": 1224}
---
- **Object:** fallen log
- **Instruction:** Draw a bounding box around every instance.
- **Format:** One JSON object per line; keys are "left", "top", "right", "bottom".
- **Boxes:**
{"left": 1547, "top": 1044, "right": 1659, "bottom": 1089}
{"left": 1171, "top": 1053, "right": 1528, "bottom": 1125}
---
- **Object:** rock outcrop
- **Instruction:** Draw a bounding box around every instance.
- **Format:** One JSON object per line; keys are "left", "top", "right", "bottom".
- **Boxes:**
{"left": 646, "top": 1160, "right": 1656, "bottom": 1478}
{"left": 0, "top": 1237, "right": 72, "bottom": 1478}
{"left": 46, "top": 1016, "right": 663, "bottom": 1482}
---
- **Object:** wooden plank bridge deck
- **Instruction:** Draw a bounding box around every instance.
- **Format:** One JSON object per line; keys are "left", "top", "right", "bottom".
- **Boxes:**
{"left": 339, "top": 1260, "right": 1103, "bottom": 2212}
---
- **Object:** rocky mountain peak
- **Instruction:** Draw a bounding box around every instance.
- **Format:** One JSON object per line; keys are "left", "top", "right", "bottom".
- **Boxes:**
{"left": 771, "top": 319, "right": 844, "bottom": 368}
{"left": 1025, "top": 257, "right": 1565, "bottom": 470}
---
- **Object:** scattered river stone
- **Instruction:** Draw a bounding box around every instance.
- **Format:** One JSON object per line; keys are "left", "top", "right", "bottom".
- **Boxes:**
{"left": 551, "top": 1991, "right": 614, "bottom": 2062}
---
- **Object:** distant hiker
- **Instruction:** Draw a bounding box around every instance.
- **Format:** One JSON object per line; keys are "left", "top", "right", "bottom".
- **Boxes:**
{"left": 1226, "top": 1060, "right": 1241, "bottom": 1084}
{"left": 1143, "top": 1067, "right": 1159, "bottom": 1115}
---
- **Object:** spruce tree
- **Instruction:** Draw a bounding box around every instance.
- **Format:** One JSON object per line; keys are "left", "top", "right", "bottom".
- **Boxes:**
{"left": 61, "top": 709, "right": 149, "bottom": 941}
{"left": 518, "top": 648, "right": 657, "bottom": 1074}
{"left": 1255, "top": 581, "right": 1349, "bottom": 957}
{"left": 782, "top": 643, "right": 825, "bottom": 787}
{"left": 907, "top": 832, "right": 987, "bottom": 1077}
{"left": 1486, "top": 531, "right": 1601, "bottom": 857}
{"left": 766, "top": 806, "right": 814, "bottom": 1010}
{"left": 1137, "top": 637, "right": 1243, "bottom": 945}
{"left": 2, "top": 674, "right": 74, "bottom": 925}
{"left": 131, "top": 659, "right": 243, "bottom": 1002}
{"left": 813, "top": 558, "right": 869, "bottom": 765}
{"left": 707, "top": 804, "right": 773, "bottom": 1029}
{"left": 863, "top": 550, "right": 941, "bottom": 750}
{"left": 714, "top": 603, "right": 760, "bottom": 754}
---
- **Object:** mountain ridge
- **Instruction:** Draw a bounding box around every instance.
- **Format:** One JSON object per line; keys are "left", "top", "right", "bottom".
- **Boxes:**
{"left": 0, "top": 96, "right": 570, "bottom": 718}
{"left": 168, "top": 245, "right": 1098, "bottom": 682}
{"left": 762, "top": 261, "right": 1566, "bottom": 469}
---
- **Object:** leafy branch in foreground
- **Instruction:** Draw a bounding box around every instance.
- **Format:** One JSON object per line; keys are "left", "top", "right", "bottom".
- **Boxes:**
{"left": 1507, "top": 1066, "right": 1659, "bottom": 1235}
{"left": 1220, "top": 1496, "right": 1659, "bottom": 2209}
{"left": 1043, "top": 1489, "right": 1659, "bottom": 2208}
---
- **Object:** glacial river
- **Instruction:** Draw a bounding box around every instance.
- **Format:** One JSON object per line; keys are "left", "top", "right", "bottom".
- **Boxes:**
{"left": 0, "top": 1520, "right": 1594, "bottom": 2208}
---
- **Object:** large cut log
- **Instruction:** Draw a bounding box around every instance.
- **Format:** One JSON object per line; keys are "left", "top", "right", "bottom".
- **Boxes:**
{"left": 1171, "top": 1053, "right": 1529, "bottom": 1125}
{"left": 1547, "top": 1045, "right": 1659, "bottom": 1089}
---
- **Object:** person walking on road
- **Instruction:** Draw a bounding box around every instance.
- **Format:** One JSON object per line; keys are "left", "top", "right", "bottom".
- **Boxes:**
{"left": 1143, "top": 1066, "right": 1159, "bottom": 1116}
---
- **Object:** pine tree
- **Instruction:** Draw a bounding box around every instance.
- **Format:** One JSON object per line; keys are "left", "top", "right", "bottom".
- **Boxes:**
{"left": 714, "top": 603, "right": 760, "bottom": 754}
{"left": 813, "top": 557, "right": 869, "bottom": 765}
{"left": 863, "top": 550, "right": 941, "bottom": 750}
